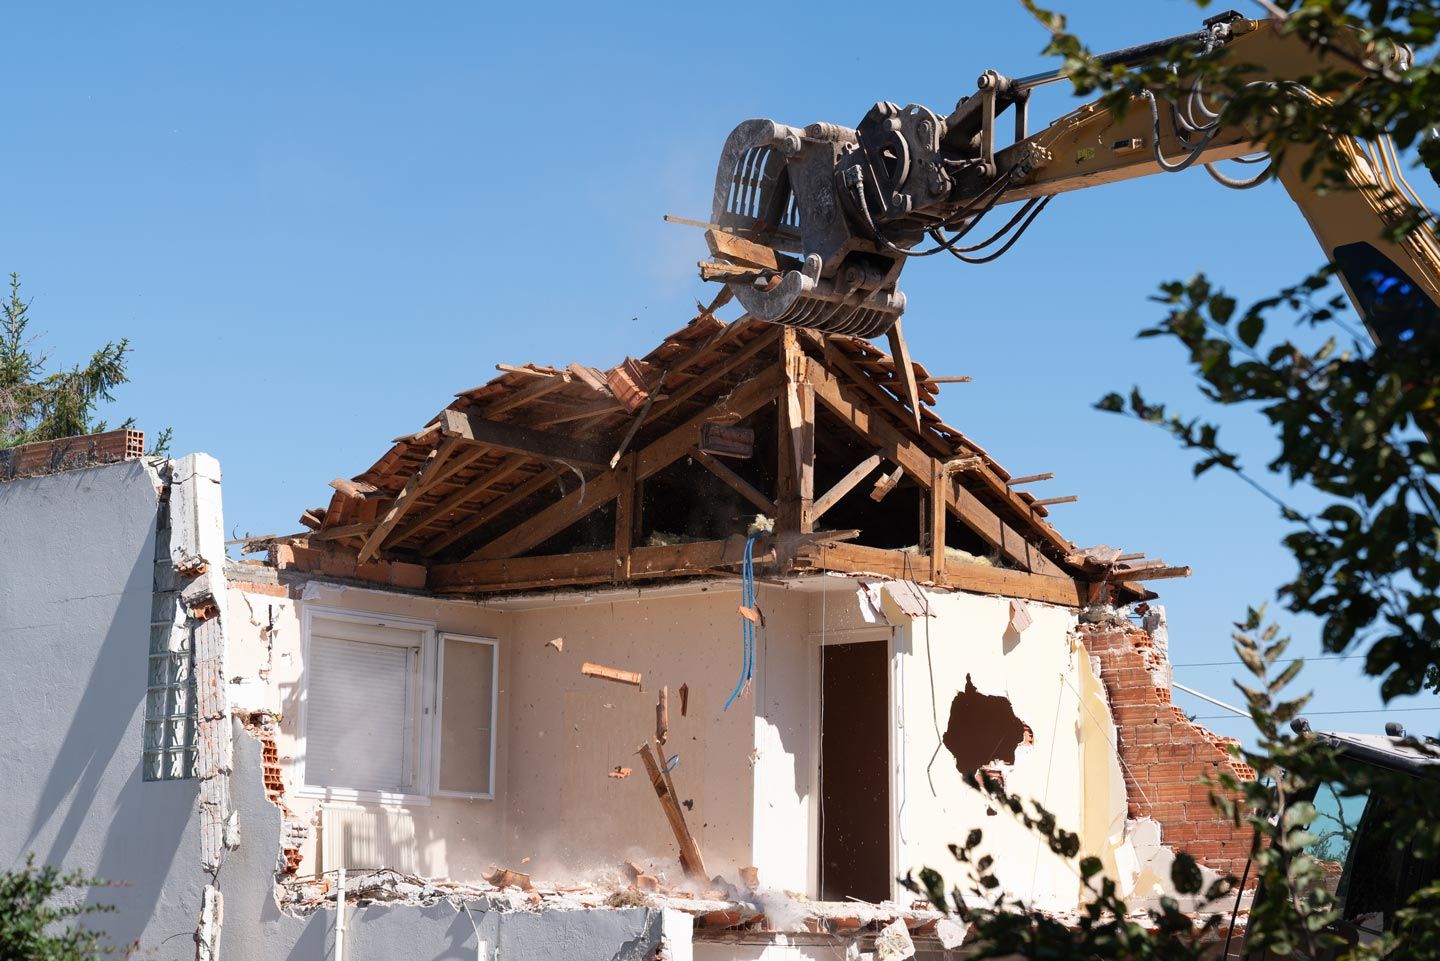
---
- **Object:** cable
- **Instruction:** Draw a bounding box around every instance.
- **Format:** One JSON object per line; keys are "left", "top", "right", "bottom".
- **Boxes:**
{"left": 929, "top": 197, "right": 1042, "bottom": 254}
{"left": 723, "top": 533, "right": 759, "bottom": 711}
{"left": 943, "top": 195, "right": 1054, "bottom": 264}
{"left": 848, "top": 164, "right": 1017, "bottom": 257}
{"left": 1205, "top": 161, "right": 1274, "bottom": 189}
{"left": 1190, "top": 706, "right": 1440, "bottom": 721}
{"left": 1173, "top": 655, "right": 1365, "bottom": 668}
{"left": 1141, "top": 89, "right": 1221, "bottom": 172}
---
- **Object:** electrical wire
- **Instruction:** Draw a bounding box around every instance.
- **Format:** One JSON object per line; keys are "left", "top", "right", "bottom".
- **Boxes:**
{"left": 928, "top": 197, "right": 1042, "bottom": 254}
{"left": 723, "top": 533, "right": 759, "bottom": 711}
{"left": 848, "top": 164, "right": 1017, "bottom": 257}
{"left": 1190, "top": 706, "right": 1440, "bottom": 721}
{"left": 1173, "top": 654, "right": 1365, "bottom": 668}
{"left": 1205, "top": 160, "right": 1274, "bottom": 189}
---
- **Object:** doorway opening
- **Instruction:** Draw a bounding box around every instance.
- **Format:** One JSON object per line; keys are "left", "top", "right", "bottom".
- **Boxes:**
{"left": 818, "top": 639, "right": 891, "bottom": 902}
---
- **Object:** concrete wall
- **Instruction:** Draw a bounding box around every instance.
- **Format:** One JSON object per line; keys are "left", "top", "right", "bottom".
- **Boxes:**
{"left": 0, "top": 458, "right": 206, "bottom": 955}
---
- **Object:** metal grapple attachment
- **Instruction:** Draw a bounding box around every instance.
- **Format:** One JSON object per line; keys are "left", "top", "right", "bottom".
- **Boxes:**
{"left": 707, "top": 120, "right": 906, "bottom": 339}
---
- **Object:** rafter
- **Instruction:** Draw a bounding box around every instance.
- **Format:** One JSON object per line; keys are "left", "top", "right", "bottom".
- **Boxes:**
{"left": 388, "top": 452, "right": 529, "bottom": 547}
{"left": 357, "top": 439, "right": 460, "bottom": 564}
{"left": 420, "top": 466, "right": 563, "bottom": 556}
{"left": 689, "top": 446, "right": 776, "bottom": 516}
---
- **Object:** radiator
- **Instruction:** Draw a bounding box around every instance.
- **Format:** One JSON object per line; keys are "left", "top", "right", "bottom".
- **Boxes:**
{"left": 321, "top": 805, "right": 418, "bottom": 874}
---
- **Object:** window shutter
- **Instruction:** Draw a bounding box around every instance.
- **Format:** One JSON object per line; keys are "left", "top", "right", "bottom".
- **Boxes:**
{"left": 306, "top": 622, "right": 416, "bottom": 793}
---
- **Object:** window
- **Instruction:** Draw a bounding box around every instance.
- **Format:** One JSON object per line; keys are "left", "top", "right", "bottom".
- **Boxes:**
{"left": 434, "top": 634, "right": 498, "bottom": 799}
{"left": 299, "top": 609, "right": 498, "bottom": 803}
{"left": 302, "top": 611, "right": 427, "bottom": 799}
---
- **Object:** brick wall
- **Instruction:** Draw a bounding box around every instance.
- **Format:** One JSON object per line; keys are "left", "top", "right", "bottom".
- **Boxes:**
{"left": 241, "top": 713, "right": 306, "bottom": 876}
{"left": 1081, "top": 624, "right": 1256, "bottom": 879}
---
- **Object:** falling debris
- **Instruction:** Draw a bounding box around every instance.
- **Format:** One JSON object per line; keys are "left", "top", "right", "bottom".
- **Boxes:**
{"left": 520, "top": 856, "right": 531, "bottom": 865}
{"left": 656, "top": 686, "right": 669, "bottom": 745}
{"left": 581, "top": 662, "right": 642, "bottom": 687}
{"left": 870, "top": 464, "right": 904, "bottom": 502}
{"left": 608, "top": 766, "right": 632, "bottom": 780}
{"left": 1009, "top": 598, "right": 1033, "bottom": 635}
{"left": 737, "top": 605, "right": 759, "bottom": 623}
{"left": 546, "top": 636, "right": 564, "bottom": 653}
{"left": 679, "top": 683, "right": 689, "bottom": 717}
{"left": 739, "top": 866, "right": 760, "bottom": 889}
{"left": 636, "top": 739, "right": 707, "bottom": 880}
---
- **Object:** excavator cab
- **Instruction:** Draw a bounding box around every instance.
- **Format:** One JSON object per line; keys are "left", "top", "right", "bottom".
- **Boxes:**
{"left": 1249, "top": 726, "right": 1440, "bottom": 958}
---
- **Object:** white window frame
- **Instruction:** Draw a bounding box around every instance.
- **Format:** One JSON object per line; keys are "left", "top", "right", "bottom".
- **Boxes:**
{"left": 296, "top": 606, "right": 437, "bottom": 807}
{"left": 431, "top": 633, "right": 500, "bottom": 801}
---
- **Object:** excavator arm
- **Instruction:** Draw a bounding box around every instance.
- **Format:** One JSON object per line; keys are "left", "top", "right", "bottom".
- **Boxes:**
{"left": 704, "top": 11, "right": 1440, "bottom": 347}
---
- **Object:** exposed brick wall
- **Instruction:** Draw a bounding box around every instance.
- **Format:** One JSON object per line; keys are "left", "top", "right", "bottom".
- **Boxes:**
{"left": 1081, "top": 624, "right": 1256, "bottom": 879}
{"left": 241, "top": 712, "right": 306, "bottom": 876}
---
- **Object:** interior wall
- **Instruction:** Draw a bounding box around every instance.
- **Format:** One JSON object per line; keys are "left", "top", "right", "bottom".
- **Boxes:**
{"left": 225, "top": 579, "right": 512, "bottom": 881}
{"left": 886, "top": 588, "right": 1090, "bottom": 912}
{"left": 503, "top": 583, "right": 807, "bottom": 885}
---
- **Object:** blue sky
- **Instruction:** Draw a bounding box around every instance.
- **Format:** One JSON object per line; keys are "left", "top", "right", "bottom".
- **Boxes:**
{"left": 5, "top": 2, "right": 1435, "bottom": 735}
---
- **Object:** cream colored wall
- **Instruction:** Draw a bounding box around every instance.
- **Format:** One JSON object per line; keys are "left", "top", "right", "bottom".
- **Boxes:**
{"left": 889, "top": 589, "right": 1089, "bottom": 912}
{"left": 502, "top": 582, "right": 809, "bottom": 885}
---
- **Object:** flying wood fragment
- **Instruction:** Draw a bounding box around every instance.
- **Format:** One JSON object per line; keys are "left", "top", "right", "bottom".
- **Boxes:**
{"left": 581, "top": 662, "right": 642, "bottom": 687}
{"left": 608, "top": 766, "right": 632, "bottom": 779}
{"left": 656, "top": 686, "right": 669, "bottom": 745}
{"left": 679, "top": 683, "right": 689, "bottom": 717}
{"left": 546, "top": 636, "right": 564, "bottom": 653}
{"left": 484, "top": 867, "right": 533, "bottom": 891}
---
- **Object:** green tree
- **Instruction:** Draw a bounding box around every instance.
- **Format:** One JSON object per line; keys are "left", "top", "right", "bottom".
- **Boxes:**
{"left": 0, "top": 273, "right": 133, "bottom": 449}
{"left": 0, "top": 855, "right": 114, "bottom": 961}
{"left": 908, "top": 1, "right": 1440, "bottom": 957}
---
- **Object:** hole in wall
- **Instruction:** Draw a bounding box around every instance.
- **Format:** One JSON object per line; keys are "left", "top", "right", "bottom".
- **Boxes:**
{"left": 942, "top": 675, "right": 1027, "bottom": 777}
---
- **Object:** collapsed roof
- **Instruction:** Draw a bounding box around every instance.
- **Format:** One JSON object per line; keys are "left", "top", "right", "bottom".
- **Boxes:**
{"left": 268, "top": 307, "right": 1184, "bottom": 603}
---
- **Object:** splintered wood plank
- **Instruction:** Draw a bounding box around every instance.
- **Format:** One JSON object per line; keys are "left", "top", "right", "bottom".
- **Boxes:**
{"left": 929, "top": 458, "right": 946, "bottom": 584}
{"left": 885, "top": 319, "right": 923, "bottom": 434}
{"left": 581, "top": 662, "right": 642, "bottom": 686}
{"left": 356, "top": 438, "right": 459, "bottom": 564}
{"left": 812, "top": 452, "right": 883, "bottom": 522}
{"left": 1113, "top": 564, "right": 1191, "bottom": 582}
{"left": 439, "top": 409, "right": 610, "bottom": 469}
{"left": 636, "top": 739, "right": 707, "bottom": 879}
{"left": 705, "top": 228, "right": 801, "bottom": 272}
{"left": 690, "top": 447, "right": 776, "bottom": 516}
{"left": 614, "top": 451, "right": 636, "bottom": 578}
{"left": 1007, "top": 473, "right": 1054, "bottom": 486}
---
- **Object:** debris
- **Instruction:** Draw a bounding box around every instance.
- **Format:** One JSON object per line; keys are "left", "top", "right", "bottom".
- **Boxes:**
{"left": 682, "top": 799, "right": 694, "bottom": 811}
{"left": 869, "top": 465, "right": 904, "bottom": 502}
{"left": 935, "top": 917, "right": 969, "bottom": 949}
{"left": 739, "top": 866, "right": 760, "bottom": 889}
{"left": 483, "top": 867, "right": 533, "bottom": 891}
{"left": 737, "top": 605, "right": 759, "bottom": 623}
{"left": 581, "top": 662, "right": 642, "bottom": 687}
{"left": 679, "top": 683, "right": 689, "bottom": 717}
{"left": 545, "top": 636, "right": 564, "bottom": 653}
{"left": 520, "top": 856, "right": 531, "bottom": 865}
{"left": 1032, "top": 495, "right": 1078, "bottom": 507}
{"left": 1009, "top": 598, "right": 1033, "bottom": 635}
{"left": 608, "top": 766, "right": 632, "bottom": 780}
{"left": 636, "top": 738, "right": 707, "bottom": 879}
{"left": 748, "top": 513, "right": 775, "bottom": 535}
{"left": 875, "top": 917, "right": 917, "bottom": 961}
{"left": 656, "top": 686, "right": 669, "bottom": 745}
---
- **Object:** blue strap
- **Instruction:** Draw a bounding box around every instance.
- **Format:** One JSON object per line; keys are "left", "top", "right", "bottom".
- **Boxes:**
{"left": 724, "top": 533, "right": 760, "bottom": 711}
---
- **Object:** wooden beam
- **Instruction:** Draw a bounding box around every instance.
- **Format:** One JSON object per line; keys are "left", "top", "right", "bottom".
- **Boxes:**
{"left": 389, "top": 453, "right": 528, "bottom": 546}
{"left": 614, "top": 451, "right": 636, "bottom": 579}
{"left": 420, "top": 467, "right": 562, "bottom": 556}
{"left": 870, "top": 464, "right": 904, "bottom": 502}
{"left": 705, "top": 228, "right": 800, "bottom": 272}
{"left": 1007, "top": 473, "right": 1054, "bottom": 486}
{"left": 928, "top": 376, "right": 973, "bottom": 384}
{"left": 636, "top": 739, "right": 708, "bottom": 880}
{"left": 309, "top": 522, "right": 377, "bottom": 542}
{"left": 690, "top": 447, "right": 777, "bottom": 516}
{"left": 466, "top": 366, "right": 785, "bottom": 562}
{"left": 777, "top": 329, "right": 814, "bottom": 536}
{"left": 481, "top": 374, "right": 571, "bottom": 418}
{"left": 356, "top": 439, "right": 459, "bottom": 564}
{"left": 885, "top": 319, "right": 923, "bottom": 434}
{"left": 1031, "top": 495, "right": 1078, "bottom": 507}
{"left": 811, "top": 452, "right": 883, "bottom": 522}
{"left": 439, "top": 408, "right": 610, "bottom": 469}
{"left": 1114, "top": 564, "right": 1191, "bottom": 582}
{"left": 805, "top": 357, "right": 1067, "bottom": 578}
{"left": 644, "top": 324, "right": 779, "bottom": 425}
{"left": 793, "top": 541, "right": 1086, "bottom": 606}
{"left": 929, "top": 458, "right": 946, "bottom": 584}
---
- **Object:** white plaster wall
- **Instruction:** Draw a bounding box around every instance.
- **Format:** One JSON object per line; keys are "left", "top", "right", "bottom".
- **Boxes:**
{"left": 0, "top": 459, "right": 206, "bottom": 954}
{"left": 891, "top": 589, "right": 1087, "bottom": 912}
